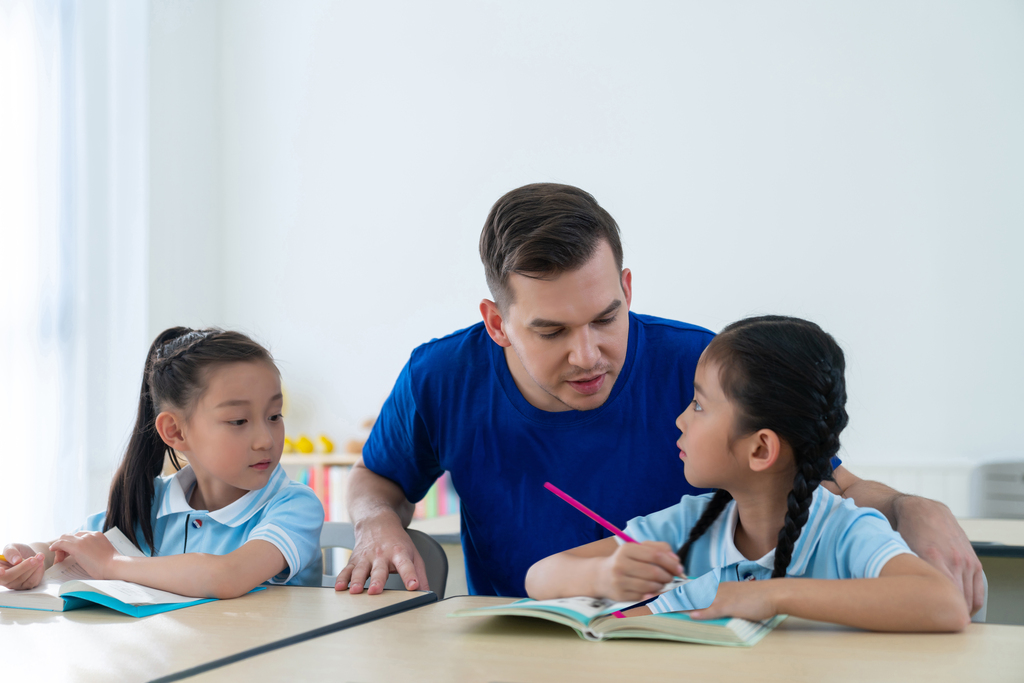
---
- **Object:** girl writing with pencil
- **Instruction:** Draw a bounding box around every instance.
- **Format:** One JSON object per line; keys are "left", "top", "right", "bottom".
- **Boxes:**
{"left": 526, "top": 316, "right": 970, "bottom": 631}
{"left": 0, "top": 328, "right": 323, "bottom": 597}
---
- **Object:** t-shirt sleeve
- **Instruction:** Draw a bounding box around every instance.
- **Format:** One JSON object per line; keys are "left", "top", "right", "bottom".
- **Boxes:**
{"left": 247, "top": 484, "right": 325, "bottom": 585}
{"left": 621, "top": 494, "right": 711, "bottom": 550}
{"left": 361, "top": 358, "right": 444, "bottom": 503}
{"left": 830, "top": 505, "right": 915, "bottom": 579}
{"left": 77, "top": 510, "right": 108, "bottom": 533}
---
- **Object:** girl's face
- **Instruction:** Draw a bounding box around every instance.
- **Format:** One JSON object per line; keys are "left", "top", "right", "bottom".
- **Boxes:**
{"left": 179, "top": 360, "right": 285, "bottom": 503}
{"left": 675, "top": 355, "right": 747, "bottom": 490}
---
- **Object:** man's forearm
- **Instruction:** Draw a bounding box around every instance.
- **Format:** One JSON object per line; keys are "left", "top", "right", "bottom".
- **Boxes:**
{"left": 834, "top": 478, "right": 905, "bottom": 528}
{"left": 347, "top": 459, "right": 416, "bottom": 529}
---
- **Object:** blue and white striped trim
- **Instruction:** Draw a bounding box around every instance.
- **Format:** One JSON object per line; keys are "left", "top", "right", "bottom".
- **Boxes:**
{"left": 249, "top": 523, "right": 302, "bottom": 584}
{"left": 864, "top": 539, "right": 914, "bottom": 578}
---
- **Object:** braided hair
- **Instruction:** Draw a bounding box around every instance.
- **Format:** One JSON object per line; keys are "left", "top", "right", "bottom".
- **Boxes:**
{"left": 677, "top": 315, "right": 848, "bottom": 578}
{"left": 105, "top": 327, "right": 275, "bottom": 552}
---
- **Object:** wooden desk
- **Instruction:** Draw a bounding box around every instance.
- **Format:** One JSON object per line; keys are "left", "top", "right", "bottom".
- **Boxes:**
{"left": 186, "top": 596, "right": 1024, "bottom": 683}
{"left": 1, "top": 587, "right": 433, "bottom": 682}
{"left": 960, "top": 518, "right": 1024, "bottom": 557}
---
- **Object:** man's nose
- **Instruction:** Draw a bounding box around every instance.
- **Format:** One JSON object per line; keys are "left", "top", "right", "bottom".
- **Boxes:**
{"left": 568, "top": 327, "right": 600, "bottom": 369}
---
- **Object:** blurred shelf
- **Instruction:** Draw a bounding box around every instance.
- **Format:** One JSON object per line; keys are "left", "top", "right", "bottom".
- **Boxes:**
{"left": 280, "top": 454, "right": 360, "bottom": 467}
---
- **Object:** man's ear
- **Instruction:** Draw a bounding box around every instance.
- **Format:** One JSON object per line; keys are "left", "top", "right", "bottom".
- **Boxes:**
{"left": 155, "top": 411, "right": 189, "bottom": 452}
{"left": 620, "top": 268, "right": 632, "bottom": 309}
{"left": 747, "top": 429, "right": 782, "bottom": 473}
{"left": 479, "top": 299, "right": 511, "bottom": 348}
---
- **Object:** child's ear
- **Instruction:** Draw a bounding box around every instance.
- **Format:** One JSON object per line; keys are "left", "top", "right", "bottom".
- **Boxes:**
{"left": 155, "top": 411, "right": 188, "bottom": 451}
{"left": 747, "top": 429, "right": 782, "bottom": 472}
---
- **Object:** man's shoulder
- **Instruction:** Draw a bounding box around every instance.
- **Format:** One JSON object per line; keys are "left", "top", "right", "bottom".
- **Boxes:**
{"left": 633, "top": 312, "right": 715, "bottom": 339}
{"left": 409, "top": 322, "right": 491, "bottom": 369}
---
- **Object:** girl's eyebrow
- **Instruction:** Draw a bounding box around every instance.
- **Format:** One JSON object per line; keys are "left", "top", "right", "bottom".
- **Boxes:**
{"left": 692, "top": 382, "right": 704, "bottom": 396}
{"left": 214, "top": 393, "right": 283, "bottom": 409}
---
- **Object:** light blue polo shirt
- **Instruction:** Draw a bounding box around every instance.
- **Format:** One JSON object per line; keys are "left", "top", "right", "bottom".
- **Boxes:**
{"left": 81, "top": 464, "right": 324, "bottom": 586}
{"left": 622, "top": 486, "right": 914, "bottom": 614}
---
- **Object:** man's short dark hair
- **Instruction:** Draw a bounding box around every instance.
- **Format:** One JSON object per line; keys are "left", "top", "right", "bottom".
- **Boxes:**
{"left": 479, "top": 183, "right": 624, "bottom": 309}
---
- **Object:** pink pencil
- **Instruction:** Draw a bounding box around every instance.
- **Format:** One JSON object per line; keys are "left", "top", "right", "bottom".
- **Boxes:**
{"left": 543, "top": 482, "right": 638, "bottom": 544}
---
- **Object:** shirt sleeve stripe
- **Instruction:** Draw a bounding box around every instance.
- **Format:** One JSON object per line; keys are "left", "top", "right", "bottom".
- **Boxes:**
{"left": 249, "top": 524, "right": 302, "bottom": 583}
{"left": 864, "top": 540, "right": 915, "bottom": 578}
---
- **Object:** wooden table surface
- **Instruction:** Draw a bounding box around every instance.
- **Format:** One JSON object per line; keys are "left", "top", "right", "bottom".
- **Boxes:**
{"left": 0, "top": 586, "right": 431, "bottom": 682}
{"left": 186, "top": 595, "right": 1024, "bottom": 683}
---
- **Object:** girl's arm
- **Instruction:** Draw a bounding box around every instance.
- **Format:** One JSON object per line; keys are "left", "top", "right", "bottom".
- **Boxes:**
{"left": 682, "top": 553, "right": 970, "bottom": 632}
{"left": 525, "top": 537, "right": 683, "bottom": 602}
{"left": 49, "top": 531, "right": 288, "bottom": 599}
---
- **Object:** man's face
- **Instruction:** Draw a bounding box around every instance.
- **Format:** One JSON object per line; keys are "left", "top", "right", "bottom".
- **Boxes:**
{"left": 497, "top": 241, "right": 631, "bottom": 412}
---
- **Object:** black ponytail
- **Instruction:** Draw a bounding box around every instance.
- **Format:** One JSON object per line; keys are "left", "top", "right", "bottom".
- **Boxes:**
{"left": 104, "top": 327, "right": 274, "bottom": 553}
{"left": 679, "top": 315, "right": 849, "bottom": 579}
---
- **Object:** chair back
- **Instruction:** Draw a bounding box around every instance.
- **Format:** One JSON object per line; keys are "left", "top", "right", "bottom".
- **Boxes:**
{"left": 320, "top": 521, "right": 449, "bottom": 600}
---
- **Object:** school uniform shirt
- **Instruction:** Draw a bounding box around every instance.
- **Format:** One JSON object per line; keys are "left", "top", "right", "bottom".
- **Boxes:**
{"left": 621, "top": 486, "right": 914, "bottom": 614}
{"left": 80, "top": 464, "right": 324, "bottom": 586}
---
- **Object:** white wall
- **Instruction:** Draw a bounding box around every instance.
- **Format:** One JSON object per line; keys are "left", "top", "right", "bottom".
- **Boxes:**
{"left": 150, "top": 1, "right": 1024, "bottom": 500}
{"left": 149, "top": 0, "right": 224, "bottom": 338}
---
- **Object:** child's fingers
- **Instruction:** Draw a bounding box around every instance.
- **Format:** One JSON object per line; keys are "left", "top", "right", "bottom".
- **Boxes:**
{"left": 629, "top": 542, "right": 684, "bottom": 576}
{"left": 53, "top": 548, "right": 68, "bottom": 564}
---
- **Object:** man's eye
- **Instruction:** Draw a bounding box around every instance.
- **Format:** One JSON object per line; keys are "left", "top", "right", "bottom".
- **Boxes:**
{"left": 539, "top": 329, "right": 563, "bottom": 339}
{"left": 594, "top": 316, "right": 616, "bottom": 326}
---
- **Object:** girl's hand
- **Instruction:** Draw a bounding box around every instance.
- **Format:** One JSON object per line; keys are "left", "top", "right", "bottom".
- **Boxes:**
{"left": 595, "top": 541, "right": 683, "bottom": 602}
{"left": 49, "top": 532, "right": 117, "bottom": 579}
{"left": 688, "top": 580, "right": 780, "bottom": 622}
{"left": 0, "top": 544, "right": 46, "bottom": 590}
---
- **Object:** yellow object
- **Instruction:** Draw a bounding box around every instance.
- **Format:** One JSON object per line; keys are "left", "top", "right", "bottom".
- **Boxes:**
{"left": 296, "top": 435, "right": 315, "bottom": 454}
{"left": 283, "top": 437, "right": 295, "bottom": 454}
{"left": 0, "top": 555, "right": 6, "bottom": 562}
{"left": 318, "top": 435, "right": 335, "bottom": 453}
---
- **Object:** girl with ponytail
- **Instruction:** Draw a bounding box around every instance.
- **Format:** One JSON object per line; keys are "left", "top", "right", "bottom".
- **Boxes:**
{"left": 526, "top": 316, "right": 969, "bottom": 632}
{"left": 0, "top": 328, "right": 324, "bottom": 598}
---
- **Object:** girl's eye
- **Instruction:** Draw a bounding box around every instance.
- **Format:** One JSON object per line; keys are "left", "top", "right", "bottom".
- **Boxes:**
{"left": 692, "top": 399, "right": 702, "bottom": 412}
{"left": 228, "top": 419, "right": 247, "bottom": 426}
{"left": 269, "top": 414, "right": 283, "bottom": 422}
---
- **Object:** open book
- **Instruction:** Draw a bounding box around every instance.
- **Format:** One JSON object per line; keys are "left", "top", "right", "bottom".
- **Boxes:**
{"left": 449, "top": 593, "right": 785, "bottom": 647}
{"left": 0, "top": 527, "right": 253, "bottom": 617}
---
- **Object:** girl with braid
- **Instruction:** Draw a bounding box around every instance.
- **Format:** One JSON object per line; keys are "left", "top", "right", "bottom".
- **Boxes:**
{"left": 526, "top": 316, "right": 969, "bottom": 631}
{"left": 0, "top": 327, "right": 324, "bottom": 596}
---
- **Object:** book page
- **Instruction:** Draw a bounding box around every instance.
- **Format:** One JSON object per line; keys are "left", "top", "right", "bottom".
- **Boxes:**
{"left": 60, "top": 580, "right": 199, "bottom": 606}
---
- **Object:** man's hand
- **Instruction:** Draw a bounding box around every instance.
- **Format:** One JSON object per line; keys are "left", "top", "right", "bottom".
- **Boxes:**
{"left": 334, "top": 515, "right": 429, "bottom": 595}
{"left": 893, "top": 494, "right": 985, "bottom": 615}
{"left": 827, "top": 466, "right": 985, "bottom": 615}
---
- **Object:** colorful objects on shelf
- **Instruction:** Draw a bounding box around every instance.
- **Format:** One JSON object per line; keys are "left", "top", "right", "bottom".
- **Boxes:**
{"left": 318, "top": 435, "right": 335, "bottom": 453}
{"left": 283, "top": 437, "right": 296, "bottom": 454}
{"left": 295, "top": 435, "right": 315, "bottom": 454}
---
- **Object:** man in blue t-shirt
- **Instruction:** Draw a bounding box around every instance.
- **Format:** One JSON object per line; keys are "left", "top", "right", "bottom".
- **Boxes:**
{"left": 336, "top": 184, "right": 983, "bottom": 610}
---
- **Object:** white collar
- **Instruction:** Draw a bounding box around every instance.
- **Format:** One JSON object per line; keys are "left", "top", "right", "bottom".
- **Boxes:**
{"left": 156, "top": 464, "right": 290, "bottom": 527}
{"left": 707, "top": 487, "right": 840, "bottom": 576}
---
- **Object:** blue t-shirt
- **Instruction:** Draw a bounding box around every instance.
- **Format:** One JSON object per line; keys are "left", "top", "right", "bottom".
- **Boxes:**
{"left": 362, "top": 312, "right": 716, "bottom": 596}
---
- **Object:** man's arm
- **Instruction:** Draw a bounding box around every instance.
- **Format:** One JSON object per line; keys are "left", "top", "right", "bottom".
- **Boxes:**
{"left": 334, "top": 458, "right": 429, "bottom": 595}
{"left": 822, "top": 465, "right": 984, "bottom": 614}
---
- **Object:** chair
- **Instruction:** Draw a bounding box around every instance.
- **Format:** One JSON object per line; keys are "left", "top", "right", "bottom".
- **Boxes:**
{"left": 320, "top": 521, "right": 448, "bottom": 599}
